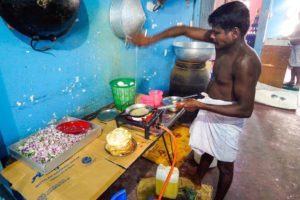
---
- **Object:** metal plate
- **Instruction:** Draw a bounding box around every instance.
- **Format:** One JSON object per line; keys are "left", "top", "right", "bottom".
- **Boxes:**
{"left": 97, "top": 109, "right": 120, "bottom": 121}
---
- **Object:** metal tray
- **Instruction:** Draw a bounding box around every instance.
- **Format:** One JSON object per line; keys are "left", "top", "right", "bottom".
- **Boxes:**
{"left": 9, "top": 116, "right": 102, "bottom": 174}
{"left": 97, "top": 108, "right": 120, "bottom": 121}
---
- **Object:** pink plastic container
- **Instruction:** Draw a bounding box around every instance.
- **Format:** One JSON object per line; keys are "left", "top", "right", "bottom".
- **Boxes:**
{"left": 140, "top": 95, "right": 154, "bottom": 107}
{"left": 149, "top": 90, "right": 163, "bottom": 107}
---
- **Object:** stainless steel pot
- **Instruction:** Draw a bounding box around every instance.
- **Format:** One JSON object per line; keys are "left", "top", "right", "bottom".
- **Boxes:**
{"left": 109, "top": 0, "right": 146, "bottom": 39}
{"left": 173, "top": 41, "right": 215, "bottom": 62}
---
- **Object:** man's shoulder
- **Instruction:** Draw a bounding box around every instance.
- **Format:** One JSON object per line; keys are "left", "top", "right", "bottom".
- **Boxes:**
{"left": 233, "top": 45, "right": 261, "bottom": 73}
{"left": 237, "top": 45, "right": 260, "bottom": 64}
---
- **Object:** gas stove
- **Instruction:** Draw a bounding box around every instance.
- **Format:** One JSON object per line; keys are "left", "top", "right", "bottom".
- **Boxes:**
{"left": 115, "top": 108, "right": 185, "bottom": 139}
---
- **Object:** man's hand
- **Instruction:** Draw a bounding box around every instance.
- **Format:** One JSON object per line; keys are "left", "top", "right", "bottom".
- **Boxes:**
{"left": 127, "top": 34, "right": 154, "bottom": 47}
{"left": 182, "top": 99, "right": 204, "bottom": 112}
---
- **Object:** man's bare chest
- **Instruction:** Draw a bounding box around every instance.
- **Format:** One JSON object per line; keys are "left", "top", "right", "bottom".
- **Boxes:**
{"left": 212, "top": 60, "right": 234, "bottom": 83}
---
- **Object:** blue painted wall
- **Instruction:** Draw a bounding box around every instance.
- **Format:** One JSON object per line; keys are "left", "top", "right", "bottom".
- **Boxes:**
{"left": 0, "top": 0, "right": 137, "bottom": 152}
{"left": 0, "top": 0, "right": 195, "bottom": 155}
{"left": 137, "top": 0, "right": 195, "bottom": 92}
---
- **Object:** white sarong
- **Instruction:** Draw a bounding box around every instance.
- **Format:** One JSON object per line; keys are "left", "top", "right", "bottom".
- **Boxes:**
{"left": 189, "top": 93, "right": 244, "bottom": 162}
{"left": 289, "top": 45, "right": 300, "bottom": 67}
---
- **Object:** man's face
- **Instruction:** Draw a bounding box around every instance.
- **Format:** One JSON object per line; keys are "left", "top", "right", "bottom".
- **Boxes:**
{"left": 210, "top": 26, "right": 236, "bottom": 49}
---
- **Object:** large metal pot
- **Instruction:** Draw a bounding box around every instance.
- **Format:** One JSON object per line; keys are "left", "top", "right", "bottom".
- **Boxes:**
{"left": 0, "top": 0, "right": 80, "bottom": 41}
{"left": 173, "top": 41, "right": 215, "bottom": 62}
{"left": 109, "top": 0, "right": 146, "bottom": 39}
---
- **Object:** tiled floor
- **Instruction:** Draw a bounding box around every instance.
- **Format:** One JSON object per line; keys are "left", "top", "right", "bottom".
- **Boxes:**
{"left": 1, "top": 103, "right": 300, "bottom": 200}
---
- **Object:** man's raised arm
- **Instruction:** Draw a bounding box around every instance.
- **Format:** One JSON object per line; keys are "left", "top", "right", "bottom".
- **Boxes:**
{"left": 128, "top": 26, "right": 212, "bottom": 47}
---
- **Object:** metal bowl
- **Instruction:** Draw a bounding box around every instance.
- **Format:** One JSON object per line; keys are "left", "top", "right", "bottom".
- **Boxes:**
{"left": 173, "top": 41, "right": 215, "bottom": 62}
{"left": 163, "top": 96, "right": 184, "bottom": 112}
{"left": 110, "top": 0, "right": 146, "bottom": 39}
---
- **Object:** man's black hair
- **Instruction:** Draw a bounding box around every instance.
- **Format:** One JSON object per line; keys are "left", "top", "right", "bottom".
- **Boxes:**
{"left": 208, "top": 1, "right": 250, "bottom": 36}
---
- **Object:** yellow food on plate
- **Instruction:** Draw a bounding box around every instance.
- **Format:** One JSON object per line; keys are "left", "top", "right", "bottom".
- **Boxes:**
{"left": 130, "top": 107, "right": 149, "bottom": 116}
{"left": 105, "top": 127, "right": 135, "bottom": 156}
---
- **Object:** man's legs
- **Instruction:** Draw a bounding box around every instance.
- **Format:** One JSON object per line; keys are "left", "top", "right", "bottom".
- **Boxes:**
{"left": 214, "top": 161, "right": 234, "bottom": 200}
{"left": 192, "top": 153, "right": 214, "bottom": 185}
{"left": 285, "top": 65, "right": 295, "bottom": 85}
{"left": 294, "top": 67, "right": 300, "bottom": 87}
{"left": 291, "top": 67, "right": 296, "bottom": 85}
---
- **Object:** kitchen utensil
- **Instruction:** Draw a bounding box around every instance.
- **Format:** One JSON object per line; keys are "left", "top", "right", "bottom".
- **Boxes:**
{"left": 97, "top": 109, "right": 120, "bottom": 121}
{"left": 162, "top": 96, "right": 184, "bottom": 112}
{"left": 162, "top": 94, "right": 198, "bottom": 112}
{"left": 157, "top": 103, "right": 183, "bottom": 110}
{"left": 173, "top": 41, "right": 215, "bottom": 62}
{"left": 110, "top": 0, "right": 146, "bottom": 39}
{"left": 124, "top": 104, "right": 154, "bottom": 118}
{"left": 0, "top": 0, "right": 80, "bottom": 50}
{"left": 56, "top": 120, "right": 91, "bottom": 135}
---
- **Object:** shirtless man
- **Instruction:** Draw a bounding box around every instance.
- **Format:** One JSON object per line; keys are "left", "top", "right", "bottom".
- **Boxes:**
{"left": 129, "top": 2, "right": 261, "bottom": 199}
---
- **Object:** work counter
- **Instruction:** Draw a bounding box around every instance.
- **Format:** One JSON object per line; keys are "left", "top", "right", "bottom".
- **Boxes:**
{"left": 0, "top": 119, "right": 160, "bottom": 200}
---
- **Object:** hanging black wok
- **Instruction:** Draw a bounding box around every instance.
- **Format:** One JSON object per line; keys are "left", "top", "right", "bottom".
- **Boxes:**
{"left": 0, "top": 0, "right": 80, "bottom": 41}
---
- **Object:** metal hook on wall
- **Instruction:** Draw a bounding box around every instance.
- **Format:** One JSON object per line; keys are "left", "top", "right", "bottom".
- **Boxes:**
{"left": 153, "top": 0, "right": 166, "bottom": 11}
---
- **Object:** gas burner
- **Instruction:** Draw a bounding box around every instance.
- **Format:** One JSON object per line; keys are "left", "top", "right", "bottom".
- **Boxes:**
{"left": 115, "top": 108, "right": 185, "bottom": 139}
{"left": 115, "top": 109, "right": 164, "bottom": 139}
{"left": 124, "top": 111, "right": 155, "bottom": 122}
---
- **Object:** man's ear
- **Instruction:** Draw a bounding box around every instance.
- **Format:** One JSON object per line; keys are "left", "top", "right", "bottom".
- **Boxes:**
{"left": 231, "top": 27, "right": 241, "bottom": 39}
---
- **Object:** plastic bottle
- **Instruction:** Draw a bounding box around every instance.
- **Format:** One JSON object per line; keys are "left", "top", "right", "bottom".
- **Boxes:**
{"left": 296, "top": 90, "right": 300, "bottom": 116}
{"left": 155, "top": 164, "right": 179, "bottom": 199}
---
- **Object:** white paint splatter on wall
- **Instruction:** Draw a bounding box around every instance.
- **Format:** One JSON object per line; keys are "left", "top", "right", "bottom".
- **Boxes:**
{"left": 164, "top": 49, "right": 168, "bottom": 56}
{"left": 29, "top": 95, "right": 35, "bottom": 102}
{"left": 75, "top": 76, "right": 80, "bottom": 83}
{"left": 16, "top": 101, "right": 22, "bottom": 107}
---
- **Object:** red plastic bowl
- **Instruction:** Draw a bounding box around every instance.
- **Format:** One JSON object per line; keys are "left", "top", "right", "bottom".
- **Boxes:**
{"left": 56, "top": 120, "right": 91, "bottom": 135}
